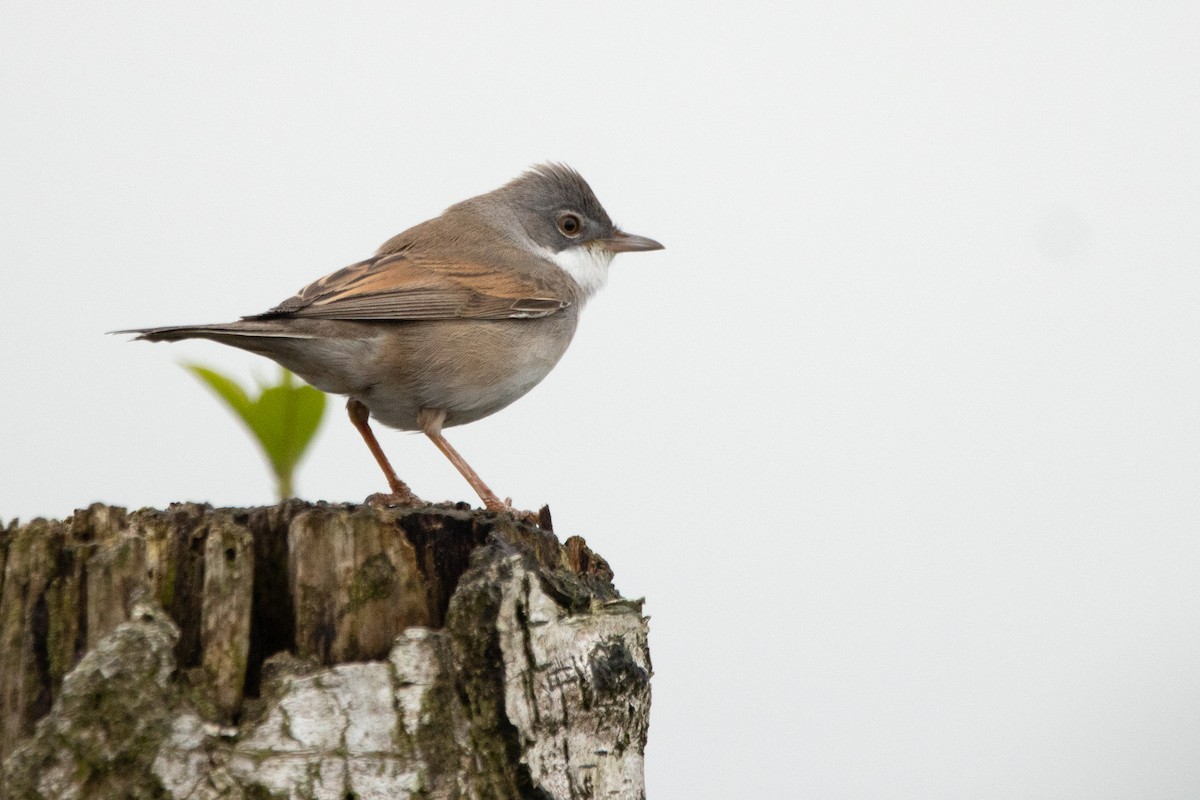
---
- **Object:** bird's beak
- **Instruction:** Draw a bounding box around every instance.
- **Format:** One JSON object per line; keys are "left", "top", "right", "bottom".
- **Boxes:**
{"left": 596, "top": 230, "right": 665, "bottom": 253}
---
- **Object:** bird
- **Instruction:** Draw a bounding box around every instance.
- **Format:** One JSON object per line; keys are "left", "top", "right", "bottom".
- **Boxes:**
{"left": 117, "top": 163, "right": 663, "bottom": 512}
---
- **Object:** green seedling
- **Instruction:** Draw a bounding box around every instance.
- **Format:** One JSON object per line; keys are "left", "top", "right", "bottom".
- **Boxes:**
{"left": 184, "top": 364, "right": 326, "bottom": 500}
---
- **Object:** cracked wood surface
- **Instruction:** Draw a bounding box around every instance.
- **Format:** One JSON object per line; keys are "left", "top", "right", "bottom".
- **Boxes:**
{"left": 0, "top": 502, "right": 649, "bottom": 799}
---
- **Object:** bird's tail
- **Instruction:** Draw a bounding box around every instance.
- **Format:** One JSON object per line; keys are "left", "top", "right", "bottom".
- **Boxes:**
{"left": 110, "top": 320, "right": 317, "bottom": 343}
{"left": 112, "top": 319, "right": 361, "bottom": 397}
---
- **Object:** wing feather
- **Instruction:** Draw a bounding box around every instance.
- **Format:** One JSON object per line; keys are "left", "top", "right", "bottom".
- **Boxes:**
{"left": 250, "top": 251, "right": 570, "bottom": 322}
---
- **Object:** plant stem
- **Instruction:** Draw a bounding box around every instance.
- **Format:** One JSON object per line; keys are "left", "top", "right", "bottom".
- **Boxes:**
{"left": 277, "top": 471, "right": 294, "bottom": 501}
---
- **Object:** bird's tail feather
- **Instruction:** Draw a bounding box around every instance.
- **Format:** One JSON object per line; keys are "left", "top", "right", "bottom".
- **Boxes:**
{"left": 110, "top": 321, "right": 318, "bottom": 343}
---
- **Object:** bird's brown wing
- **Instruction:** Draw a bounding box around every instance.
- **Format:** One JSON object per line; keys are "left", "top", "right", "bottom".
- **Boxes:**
{"left": 250, "top": 251, "right": 570, "bottom": 321}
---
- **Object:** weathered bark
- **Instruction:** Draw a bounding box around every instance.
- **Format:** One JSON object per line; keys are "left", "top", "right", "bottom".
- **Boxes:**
{"left": 0, "top": 502, "right": 651, "bottom": 799}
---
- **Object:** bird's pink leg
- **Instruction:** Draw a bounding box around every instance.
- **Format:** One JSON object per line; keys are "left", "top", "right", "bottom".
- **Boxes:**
{"left": 418, "top": 407, "right": 507, "bottom": 512}
{"left": 347, "top": 399, "right": 424, "bottom": 506}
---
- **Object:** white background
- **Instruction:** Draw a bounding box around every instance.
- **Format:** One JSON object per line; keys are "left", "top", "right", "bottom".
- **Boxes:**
{"left": 3, "top": 3, "right": 1200, "bottom": 798}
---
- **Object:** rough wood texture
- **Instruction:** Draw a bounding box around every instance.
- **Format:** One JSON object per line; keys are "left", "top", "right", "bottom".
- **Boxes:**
{"left": 0, "top": 502, "right": 650, "bottom": 799}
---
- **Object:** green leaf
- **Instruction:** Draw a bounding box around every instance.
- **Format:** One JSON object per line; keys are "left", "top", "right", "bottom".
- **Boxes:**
{"left": 252, "top": 382, "right": 327, "bottom": 477}
{"left": 184, "top": 365, "right": 253, "bottom": 420}
{"left": 183, "top": 363, "right": 327, "bottom": 500}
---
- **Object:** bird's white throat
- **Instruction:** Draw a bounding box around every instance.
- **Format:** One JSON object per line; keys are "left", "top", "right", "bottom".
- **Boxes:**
{"left": 544, "top": 245, "right": 613, "bottom": 300}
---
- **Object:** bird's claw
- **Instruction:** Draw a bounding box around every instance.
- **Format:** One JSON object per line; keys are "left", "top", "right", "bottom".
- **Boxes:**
{"left": 365, "top": 491, "right": 426, "bottom": 508}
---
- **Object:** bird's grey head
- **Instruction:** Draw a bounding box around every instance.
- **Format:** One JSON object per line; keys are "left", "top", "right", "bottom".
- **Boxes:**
{"left": 464, "top": 163, "right": 663, "bottom": 299}
{"left": 496, "top": 163, "right": 618, "bottom": 254}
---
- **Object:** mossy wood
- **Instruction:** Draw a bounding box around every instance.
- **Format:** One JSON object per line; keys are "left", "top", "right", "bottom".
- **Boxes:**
{"left": 0, "top": 502, "right": 651, "bottom": 799}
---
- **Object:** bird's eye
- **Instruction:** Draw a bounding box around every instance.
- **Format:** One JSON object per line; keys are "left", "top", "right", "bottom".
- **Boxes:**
{"left": 557, "top": 213, "right": 583, "bottom": 237}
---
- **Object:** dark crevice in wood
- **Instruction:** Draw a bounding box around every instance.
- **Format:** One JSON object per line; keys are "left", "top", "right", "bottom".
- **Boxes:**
{"left": 399, "top": 511, "right": 488, "bottom": 628}
{"left": 166, "top": 509, "right": 208, "bottom": 670}
{"left": 74, "top": 557, "right": 89, "bottom": 665}
{"left": 238, "top": 505, "right": 298, "bottom": 699}
{"left": 29, "top": 593, "right": 52, "bottom": 725}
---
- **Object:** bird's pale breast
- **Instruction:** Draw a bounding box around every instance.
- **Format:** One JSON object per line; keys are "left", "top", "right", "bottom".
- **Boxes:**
{"left": 356, "top": 313, "right": 579, "bottom": 430}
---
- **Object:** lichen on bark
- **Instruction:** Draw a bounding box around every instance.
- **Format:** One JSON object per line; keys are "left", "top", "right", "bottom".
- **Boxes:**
{"left": 4, "top": 602, "right": 179, "bottom": 799}
{"left": 1, "top": 503, "right": 650, "bottom": 800}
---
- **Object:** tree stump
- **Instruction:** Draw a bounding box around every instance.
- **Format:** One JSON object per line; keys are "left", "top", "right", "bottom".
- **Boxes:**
{"left": 0, "top": 502, "right": 651, "bottom": 799}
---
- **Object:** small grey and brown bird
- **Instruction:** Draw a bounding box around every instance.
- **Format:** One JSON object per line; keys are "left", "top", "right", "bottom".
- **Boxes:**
{"left": 118, "top": 164, "right": 663, "bottom": 511}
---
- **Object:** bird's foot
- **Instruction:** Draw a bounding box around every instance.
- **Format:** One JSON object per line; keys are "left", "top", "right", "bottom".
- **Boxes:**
{"left": 484, "top": 498, "right": 553, "bottom": 531}
{"left": 365, "top": 490, "right": 426, "bottom": 508}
